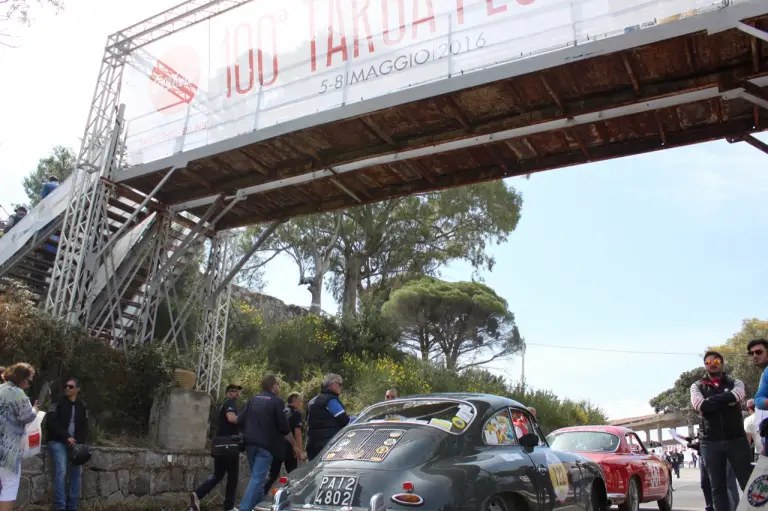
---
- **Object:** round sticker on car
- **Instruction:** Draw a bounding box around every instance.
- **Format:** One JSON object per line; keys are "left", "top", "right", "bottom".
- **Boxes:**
{"left": 545, "top": 452, "right": 569, "bottom": 503}
{"left": 748, "top": 475, "right": 768, "bottom": 506}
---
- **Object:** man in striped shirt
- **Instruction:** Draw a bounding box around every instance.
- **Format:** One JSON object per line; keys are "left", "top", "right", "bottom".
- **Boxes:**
{"left": 690, "top": 350, "right": 753, "bottom": 511}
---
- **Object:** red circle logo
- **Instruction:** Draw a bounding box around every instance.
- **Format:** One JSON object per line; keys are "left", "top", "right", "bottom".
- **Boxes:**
{"left": 148, "top": 47, "right": 201, "bottom": 115}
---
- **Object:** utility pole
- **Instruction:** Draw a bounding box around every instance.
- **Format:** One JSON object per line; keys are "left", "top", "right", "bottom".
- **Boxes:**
{"left": 521, "top": 344, "right": 526, "bottom": 389}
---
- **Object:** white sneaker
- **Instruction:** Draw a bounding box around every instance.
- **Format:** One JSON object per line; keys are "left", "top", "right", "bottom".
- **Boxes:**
{"left": 190, "top": 492, "right": 201, "bottom": 511}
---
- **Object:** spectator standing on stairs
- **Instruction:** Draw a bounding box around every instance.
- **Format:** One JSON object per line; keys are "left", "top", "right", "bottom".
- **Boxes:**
{"left": 3, "top": 206, "right": 27, "bottom": 234}
{"left": 41, "top": 175, "right": 59, "bottom": 200}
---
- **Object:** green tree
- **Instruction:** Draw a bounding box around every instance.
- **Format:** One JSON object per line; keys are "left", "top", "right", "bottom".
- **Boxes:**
{"left": 330, "top": 181, "right": 523, "bottom": 314}
{"left": 274, "top": 213, "right": 342, "bottom": 314}
{"left": 648, "top": 367, "right": 702, "bottom": 423}
{"left": 22, "top": 146, "right": 75, "bottom": 206}
{"left": 381, "top": 277, "right": 523, "bottom": 371}
{"left": 709, "top": 318, "right": 768, "bottom": 396}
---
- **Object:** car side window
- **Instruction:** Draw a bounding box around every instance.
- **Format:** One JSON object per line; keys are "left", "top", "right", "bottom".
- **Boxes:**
{"left": 626, "top": 433, "right": 647, "bottom": 454}
{"left": 509, "top": 409, "right": 537, "bottom": 440}
{"left": 483, "top": 409, "right": 518, "bottom": 446}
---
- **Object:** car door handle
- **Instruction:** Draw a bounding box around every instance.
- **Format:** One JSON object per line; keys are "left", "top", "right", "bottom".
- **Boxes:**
{"left": 538, "top": 465, "right": 548, "bottom": 474}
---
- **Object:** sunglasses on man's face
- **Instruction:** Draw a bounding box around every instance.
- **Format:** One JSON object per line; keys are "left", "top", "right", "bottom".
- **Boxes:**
{"left": 704, "top": 359, "right": 722, "bottom": 366}
{"left": 749, "top": 349, "right": 766, "bottom": 357}
{"left": 65, "top": 384, "right": 76, "bottom": 389}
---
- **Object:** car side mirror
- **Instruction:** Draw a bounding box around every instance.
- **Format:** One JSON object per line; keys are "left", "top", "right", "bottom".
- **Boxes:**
{"left": 520, "top": 433, "right": 539, "bottom": 453}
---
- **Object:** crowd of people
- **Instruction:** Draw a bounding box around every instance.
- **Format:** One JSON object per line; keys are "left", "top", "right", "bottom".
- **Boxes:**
{"left": 4, "top": 337, "right": 768, "bottom": 511}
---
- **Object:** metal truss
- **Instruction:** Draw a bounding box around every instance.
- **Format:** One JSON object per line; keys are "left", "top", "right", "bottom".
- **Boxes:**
{"left": 46, "top": 53, "right": 125, "bottom": 325}
{"left": 195, "top": 231, "right": 235, "bottom": 398}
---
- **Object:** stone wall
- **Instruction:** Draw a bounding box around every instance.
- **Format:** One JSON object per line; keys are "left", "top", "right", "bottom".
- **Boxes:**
{"left": 230, "top": 285, "right": 314, "bottom": 323}
{"left": 18, "top": 446, "right": 251, "bottom": 510}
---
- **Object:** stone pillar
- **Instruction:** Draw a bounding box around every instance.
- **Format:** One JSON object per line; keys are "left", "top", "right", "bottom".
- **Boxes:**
{"left": 644, "top": 430, "right": 651, "bottom": 442}
{"left": 148, "top": 388, "right": 212, "bottom": 451}
{"left": 657, "top": 424, "right": 663, "bottom": 444}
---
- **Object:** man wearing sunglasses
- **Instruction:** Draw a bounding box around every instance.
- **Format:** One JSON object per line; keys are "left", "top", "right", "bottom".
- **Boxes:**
{"left": 690, "top": 351, "right": 752, "bottom": 511}
{"left": 747, "top": 339, "right": 768, "bottom": 455}
{"left": 46, "top": 378, "right": 89, "bottom": 511}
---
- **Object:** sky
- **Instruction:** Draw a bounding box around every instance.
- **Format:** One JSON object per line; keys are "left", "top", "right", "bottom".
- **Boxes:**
{"left": 2, "top": 0, "right": 768, "bottom": 433}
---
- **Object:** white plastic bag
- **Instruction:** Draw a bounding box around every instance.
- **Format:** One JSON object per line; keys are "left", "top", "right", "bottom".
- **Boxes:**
{"left": 21, "top": 411, "right": 45, "bottom": 458}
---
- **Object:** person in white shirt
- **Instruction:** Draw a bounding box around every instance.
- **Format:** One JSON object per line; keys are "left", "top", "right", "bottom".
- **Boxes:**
{"left": 744, "top": 398, "right": 762, "bottom": 459}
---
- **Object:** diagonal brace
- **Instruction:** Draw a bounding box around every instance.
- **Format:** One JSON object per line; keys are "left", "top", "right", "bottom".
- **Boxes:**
{"left": 211, "top": 220, "right": 283, "bottom": 299}
{"left": 736, "top": 22, "right": 768, "bottom": 44}
{"left": 742, "top": 134, "right": 768, "bottom": 156}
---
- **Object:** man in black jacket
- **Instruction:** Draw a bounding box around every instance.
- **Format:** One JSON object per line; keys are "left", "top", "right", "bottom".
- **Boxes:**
{"left": 236, "top": 375, "right": 303, "bottom": 511}
{"left": 690, "top": 351, "right": 752, "bottom": 511}
{"left": 306, "top": 373, "right": 350, "bottom": 460}
{"left": 46, "top": 378, "right": 89, "bottom": 511}
{"left": 190, "top": 384, "right": 242, "bottom": 511}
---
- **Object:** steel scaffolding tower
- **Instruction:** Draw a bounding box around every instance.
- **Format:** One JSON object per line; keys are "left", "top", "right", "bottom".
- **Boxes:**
{"left": 41, "top": 0, "right": 261, "bottom": 396}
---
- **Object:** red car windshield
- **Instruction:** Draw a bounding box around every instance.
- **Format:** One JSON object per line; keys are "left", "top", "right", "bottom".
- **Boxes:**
{"left": 547, "top": 431, "right": 621, "bottom": 453}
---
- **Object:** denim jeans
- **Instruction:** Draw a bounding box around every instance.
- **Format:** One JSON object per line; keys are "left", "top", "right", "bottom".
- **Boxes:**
{"left": 49, "top": 441, "right": 82, "bottom": 511}
{"left": 701, "top": 437, "right": 753, "bottom": 511}
{"left": 238, "top": 446, "right": 273, "bottom": 511}
{"left": 700, "top": 455, "right": 740, "bottom": 511}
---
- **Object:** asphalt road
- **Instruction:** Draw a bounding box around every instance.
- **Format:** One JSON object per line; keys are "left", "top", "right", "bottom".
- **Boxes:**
{"left": 639, "top": 467, "right": 706, "bottom": 511}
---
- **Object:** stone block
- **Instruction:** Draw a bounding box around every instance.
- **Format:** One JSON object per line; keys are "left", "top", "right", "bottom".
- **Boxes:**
{"left": 144, "top": 451, "right": 165, "bottom": 469}
{"left": 105, "top": 490, "right": 124, "bottom": 505}
{"left": 171, "top": 467, "right": 185, "bottom": 491}
{"left": 129, "top": 471, "right": 151, "bottom": 496}
{"left": 117, "top": 469, "right": 130, "bottom": 492}
{"left": 30, "top": 474, "right": 48, "bottom": 503}
{"left": 82, "top": 470, "right": 99, "bottom": 499}
{"left": 152, "top": 469, "right": 171, "bottom": 494}
{"left": 22, "top": 455, "right": 44, "bottom": 475}
{"left": 148, "top": 389, "right": 212, "bottom": 451}
{"left": 176, "top": 454, "right": 189, "bottom": 467}
{"left": 16, "top": 476, "right": 31, "bottom": 507}
{"left": 89, "top": 450, "right": 136, "bottom": 471}
{"left": 184, "top": 470, "right": 198, "bottom": 491}
{"left": 98, "top": 472, "right": 119, "bottom": 497}
{"left": 188, "top": 455, "right": 204, "bottom": 469}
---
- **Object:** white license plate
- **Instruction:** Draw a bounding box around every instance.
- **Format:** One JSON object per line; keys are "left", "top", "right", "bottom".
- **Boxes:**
{"left": 314, "top": 475, "right": 358, "bottom": 507}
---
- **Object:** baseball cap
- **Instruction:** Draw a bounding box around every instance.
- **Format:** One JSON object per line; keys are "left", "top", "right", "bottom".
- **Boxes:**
{"left": 225, "top": 384, "right": 243, "bottom": 392}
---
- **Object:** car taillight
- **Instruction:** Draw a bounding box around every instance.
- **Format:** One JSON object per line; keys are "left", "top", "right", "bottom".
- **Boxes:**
{"left": 402, "top": 482, "right": 414, "bottom": 492}
{"left": 279, "top": 477, "right": 288, "bottom": 485}
{"left": 391, "top": 493, "right": 424, "bottom": 506}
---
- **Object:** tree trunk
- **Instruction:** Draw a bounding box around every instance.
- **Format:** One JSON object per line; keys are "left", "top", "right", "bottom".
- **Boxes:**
{"left": 342, "top": 254, "right": 362, "bottom": 316}
{"left": 419, "top": 329, "right": 430, "bottom": 362}
{"left": 308, "top": 276, "right": 323, "bottom": 314}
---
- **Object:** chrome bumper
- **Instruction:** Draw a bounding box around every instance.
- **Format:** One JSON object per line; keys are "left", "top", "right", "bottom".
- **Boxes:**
{"left": 607, "top": 492, "right": 625, "bottom": 503}
{"left": 271, "top": 489, "right": 387, "bottom": 511}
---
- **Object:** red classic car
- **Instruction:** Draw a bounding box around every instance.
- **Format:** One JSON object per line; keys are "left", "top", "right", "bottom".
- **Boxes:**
{"left": 546, "top": 425, "right": 673, "bottom": 511}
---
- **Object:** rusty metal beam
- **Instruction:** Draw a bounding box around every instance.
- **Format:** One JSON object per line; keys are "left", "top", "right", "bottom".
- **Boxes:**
{"left": 654, "top": 111, "right": 667, "bottom": 145}
{"left": 622, "top": 53, "right": 641, "bottom": 95}
{"left": 215, "top": 119, "right": 762, "bottom": 229}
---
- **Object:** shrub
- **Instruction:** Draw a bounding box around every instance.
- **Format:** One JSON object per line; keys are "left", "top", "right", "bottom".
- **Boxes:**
{"left": 0, "top": 285, "right": 176, "bottom": 439}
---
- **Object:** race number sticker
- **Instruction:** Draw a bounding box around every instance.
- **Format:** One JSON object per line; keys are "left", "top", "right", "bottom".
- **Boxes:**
{"left": 545, "top": 452, "right": 570, "bottom": 503}
{"left": 648, "top": 463, "right": 662, "bottom": 488}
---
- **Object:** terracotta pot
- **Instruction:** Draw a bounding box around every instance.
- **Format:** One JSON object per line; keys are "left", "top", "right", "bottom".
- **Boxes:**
{"left": 173, "top": 368, "right": 196, "bottom": 389}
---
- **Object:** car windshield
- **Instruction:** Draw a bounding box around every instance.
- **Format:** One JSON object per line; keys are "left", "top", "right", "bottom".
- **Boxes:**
{"left": 547, "top": 431, "right": 621, "bottom": 453}
{"left": 354, "top": 399, "right": 476, "bottom": 435}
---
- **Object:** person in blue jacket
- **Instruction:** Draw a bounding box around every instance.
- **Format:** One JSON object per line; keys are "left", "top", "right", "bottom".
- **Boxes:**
{"left": 748, "top": 339, "right": 768, "bottom": 453}
{"left": 41, "top": 176, "right": 59, "bottom": 199}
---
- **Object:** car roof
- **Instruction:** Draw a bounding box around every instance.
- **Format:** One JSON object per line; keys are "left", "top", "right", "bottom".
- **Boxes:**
{"left": 549, "top": 425, "right": 634, "bottom": 436}
{"left": 400, "top": 392, "right": 526, "bottom": 410}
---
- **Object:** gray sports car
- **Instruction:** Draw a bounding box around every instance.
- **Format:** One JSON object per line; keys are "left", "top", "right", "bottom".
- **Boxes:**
{"left": 258, "top": 393, "right": 610, "bottom": 511}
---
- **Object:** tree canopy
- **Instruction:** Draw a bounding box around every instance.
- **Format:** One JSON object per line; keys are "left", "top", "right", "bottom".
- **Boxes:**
{"left": 649, "top": 317, "right": 768, "bottom": 422}
{"left": 22, "top": 145, "right": 75, "bottom": 206}
{"left": 381, "top": 277, "right": 523, "bottom": 371}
